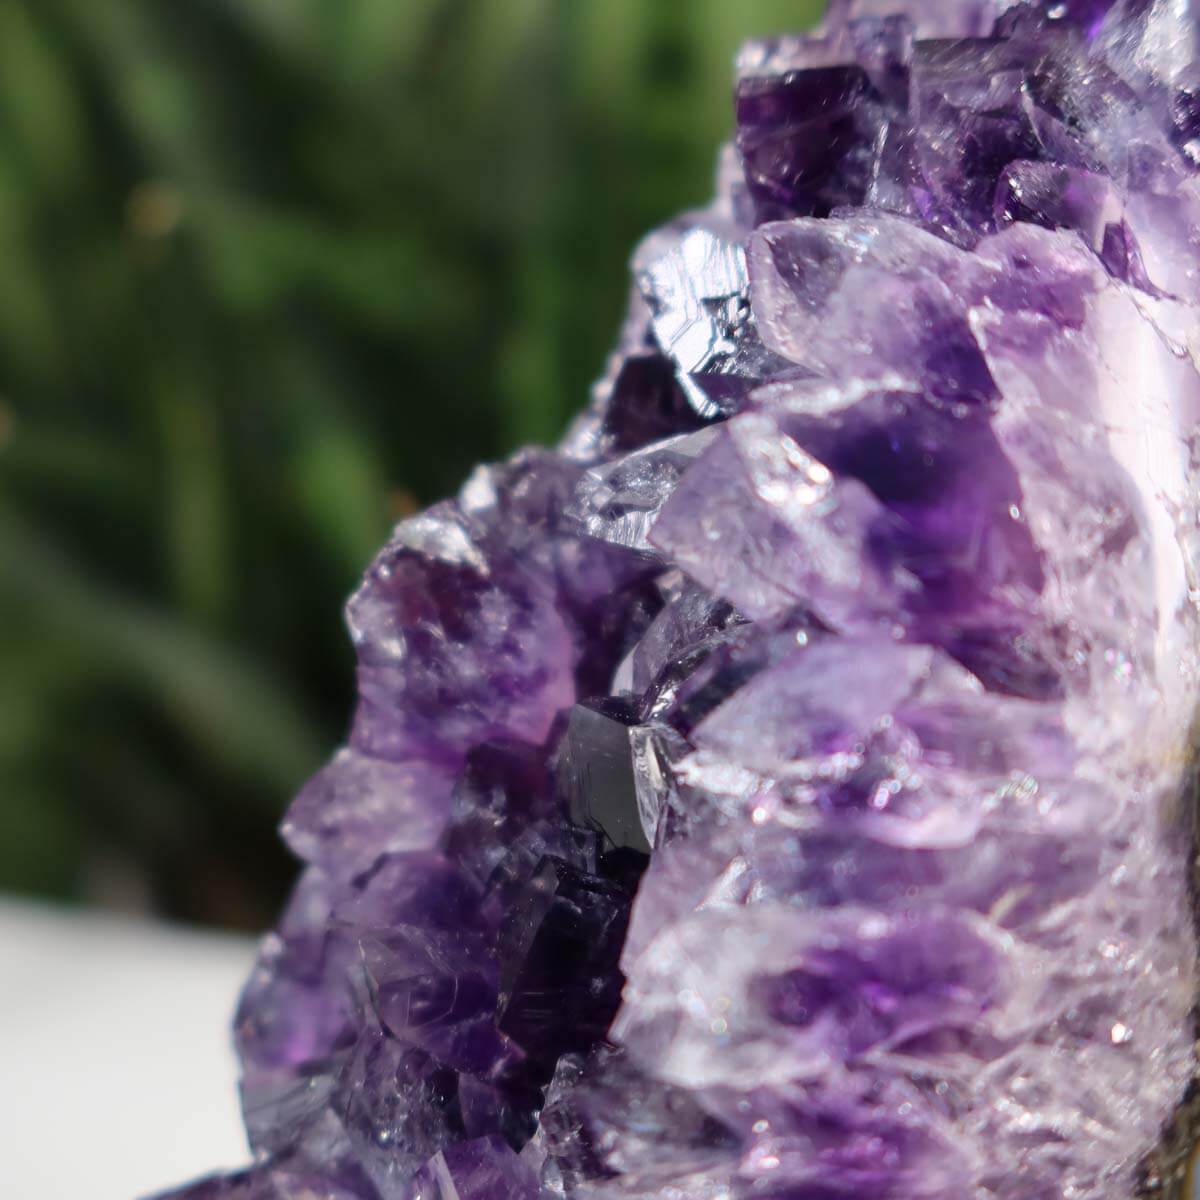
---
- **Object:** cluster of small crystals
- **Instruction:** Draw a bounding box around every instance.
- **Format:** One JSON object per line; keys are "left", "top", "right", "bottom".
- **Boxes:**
{"left": 155, "top": 2, "right": 1200, "bottom": 1198}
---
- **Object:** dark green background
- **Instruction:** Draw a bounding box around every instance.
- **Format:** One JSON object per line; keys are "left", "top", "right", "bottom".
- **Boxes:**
{"left": 0, "top": 0, "right": 822, "bottom": 929}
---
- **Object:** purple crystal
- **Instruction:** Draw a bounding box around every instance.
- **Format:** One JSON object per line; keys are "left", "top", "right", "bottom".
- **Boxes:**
{"left": 411, "top": 1136, "right": 539, "bottom": 1200}
{"left": 153, "top": 2, "right": 1200, "bottom": 1198}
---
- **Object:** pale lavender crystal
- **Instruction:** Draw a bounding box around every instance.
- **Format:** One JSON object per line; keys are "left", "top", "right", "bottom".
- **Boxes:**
{"left": 153, "top": 3, "right": 1200, "bottom": 1198}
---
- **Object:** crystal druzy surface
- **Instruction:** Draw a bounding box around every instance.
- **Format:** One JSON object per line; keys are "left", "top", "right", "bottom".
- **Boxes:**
{"left": 157, "top": 2, "right": 1200, "bottom": 1198}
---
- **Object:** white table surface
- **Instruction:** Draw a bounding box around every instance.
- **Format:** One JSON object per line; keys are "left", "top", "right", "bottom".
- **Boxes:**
{"left": 1, "top": 897, "right": 257, "bottom": 1199}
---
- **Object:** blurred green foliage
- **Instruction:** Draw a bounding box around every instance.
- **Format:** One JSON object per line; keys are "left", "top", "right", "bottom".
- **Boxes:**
{"left": 0, "top": 0, "right": 822, "bottom": 928}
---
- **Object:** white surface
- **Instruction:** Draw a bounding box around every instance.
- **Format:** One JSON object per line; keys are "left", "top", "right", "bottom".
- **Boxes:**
{"left": 0, "top": 898, "right": 257, "bottom": 1199}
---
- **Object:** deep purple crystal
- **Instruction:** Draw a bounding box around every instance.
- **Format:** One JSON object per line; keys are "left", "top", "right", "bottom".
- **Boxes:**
{"left": 154, "top": 3, "right": 1200, "bottom": 1198}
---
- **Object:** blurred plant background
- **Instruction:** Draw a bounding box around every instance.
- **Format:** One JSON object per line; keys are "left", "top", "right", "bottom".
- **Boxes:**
{"left": 0, "top": 0, "right": 822, "bottom": 929}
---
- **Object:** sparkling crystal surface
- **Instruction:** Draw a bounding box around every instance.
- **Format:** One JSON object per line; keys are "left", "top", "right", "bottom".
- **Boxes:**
{"left": 154, "top": 3, "right": 1200, "bottom": 1198}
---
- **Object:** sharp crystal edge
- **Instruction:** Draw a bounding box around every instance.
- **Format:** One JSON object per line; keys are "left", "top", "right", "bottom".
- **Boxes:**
{"left": 152, "top": 3, "right": 1200, "bottom": 1198}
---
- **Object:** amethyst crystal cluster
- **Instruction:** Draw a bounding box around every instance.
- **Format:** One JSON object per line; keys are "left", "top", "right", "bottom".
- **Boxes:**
{"left": 157, "top": 2, "right": 1200, "bottom": 1197}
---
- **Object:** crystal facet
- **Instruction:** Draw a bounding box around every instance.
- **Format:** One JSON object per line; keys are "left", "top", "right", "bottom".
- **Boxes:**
{"left": 154, "top": 3, "right": 1200, "bottom": 1198}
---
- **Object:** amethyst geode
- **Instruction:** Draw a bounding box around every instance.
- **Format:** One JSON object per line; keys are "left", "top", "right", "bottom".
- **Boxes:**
{"left": 156, "top": 2, "right": 1200, "bottom": 1198}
